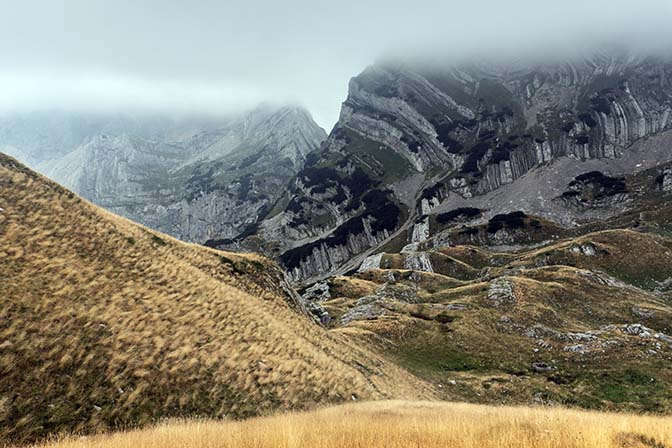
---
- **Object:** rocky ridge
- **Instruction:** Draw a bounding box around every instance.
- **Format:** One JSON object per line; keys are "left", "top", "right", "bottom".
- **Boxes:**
{"left": 244, "top": 51, "right": 672, "bottom": 283}
{"left": 34, "top": 106, "right": 326, "bottom": 244}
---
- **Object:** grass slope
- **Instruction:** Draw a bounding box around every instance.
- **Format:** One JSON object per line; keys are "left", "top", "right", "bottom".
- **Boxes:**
{"left": 328, "top": 229, "right": 672, "bottom": 412}
{"left": 0, "top": 154, "right": 431, "bottom": 444}
{"left": 34, "top": 401, "right": 672, "bottom": 448}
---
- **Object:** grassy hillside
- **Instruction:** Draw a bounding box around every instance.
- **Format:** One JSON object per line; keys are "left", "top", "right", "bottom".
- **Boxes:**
{"left": 0, "top": 154, "right": 431, "bottom": 444}
{"left": 324, "top": 229, "right": 672, "bottom": 412}
{"left": 3, "top": 152, "right": 672, "bottom": 445}
{"left": 34, "top": 401, "right": 672, "bottom": 448}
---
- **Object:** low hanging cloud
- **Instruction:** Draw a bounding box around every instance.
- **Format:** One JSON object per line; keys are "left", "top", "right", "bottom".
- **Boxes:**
{"left": 0, "top": 0, "right": 670, "bottom": 129}
{"left": 0, "top": 72, "right": 271, "bottom": 116}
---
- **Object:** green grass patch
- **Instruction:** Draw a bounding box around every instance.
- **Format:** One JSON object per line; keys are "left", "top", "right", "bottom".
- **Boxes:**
{"left": 392, "top": 340, "right": 485, "bottom": 376}
{"left": 596, "top": 369, "right": 658, "bottom": 404}
{"left": 343, "top": 130, "right": 414, "bottom": 182}
{"left": 556, "top": 368, "right": 669, "bottom": 412}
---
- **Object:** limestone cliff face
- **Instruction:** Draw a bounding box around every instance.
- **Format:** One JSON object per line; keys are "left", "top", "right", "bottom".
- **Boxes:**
{"left": 253, "top": 51, "right": 672, "bottom": 283}
{"left": 39, "top": 106, "right": 326, "bottom": 243}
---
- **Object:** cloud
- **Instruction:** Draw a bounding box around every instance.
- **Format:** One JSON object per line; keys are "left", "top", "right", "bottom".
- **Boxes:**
{"left": 0, "top": 0, "right": 670, "bottom": 129}
{"left": 0, "top": 71, "right": 271, "bottom": 116}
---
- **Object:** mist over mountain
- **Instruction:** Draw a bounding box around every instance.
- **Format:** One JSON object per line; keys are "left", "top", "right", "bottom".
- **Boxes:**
{"left": 4, "top": 1, "right": 672, "bottom": 446}
{"left": 0, "top": 111, "right": 229, "bottom": 167}
{"left": 1, "top": 105, "right": 326, "bottom": 243}
{"left": 1, "top": 0, "right": 671, "bottom": 129}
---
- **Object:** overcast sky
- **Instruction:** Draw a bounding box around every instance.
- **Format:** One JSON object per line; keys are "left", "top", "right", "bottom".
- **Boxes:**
{"left": 0, "top": 0, "right": 671, "bottom": 130}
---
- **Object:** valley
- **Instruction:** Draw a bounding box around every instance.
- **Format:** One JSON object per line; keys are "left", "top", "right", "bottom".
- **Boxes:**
{"left": 3, "top": 47, "right": 672, "bottom": 446}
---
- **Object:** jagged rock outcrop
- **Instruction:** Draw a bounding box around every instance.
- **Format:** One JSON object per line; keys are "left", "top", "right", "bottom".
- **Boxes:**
{"left": 402, "top": 252, "right": 434, "bottom": 272}
{"left": 34, "top": 106, "right": 326, "bottom": 244}
{"left": 358, "top": 253, "right": 385, "bottom": 272}
{"left": 657, "top": 167, "right": 672, "bottom": 192}
{"left": 249, "top": 50, "right": 672, "bottom": 283}
{"left": 300, "top": 281, "right": 332, "bottom": 324}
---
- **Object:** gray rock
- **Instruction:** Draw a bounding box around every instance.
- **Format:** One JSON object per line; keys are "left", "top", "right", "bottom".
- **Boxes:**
{"left": 536, "top": 340, "right": 552, "bottom": 349}
{"left": 576, "top": 270, "right": 626, "bottom": 288}
{"left": 563, "top": 344, "right": 587, "bottom": 353}
{"left": 487, "top": 277, "right": 516, "bottom": 306}
{"left": 302, "top": 281, "right": 331, "bottom": 302}
{"left": 623, "top": 323, "right": 653, "bottom": 338}
{"left": 306, "top": 302, "right": 331, "bottom": 326}
{"left": 656, "top": 332, "right": 672, "bottom": 344}
{"left": 570, "top": 244, "right": 597, "bottom": 256}
{"left": 402, "top": 252, "right": 434, "bottom": 273}
{"left": 339, "top": 296, "right": 388, "bottom": 325}
{"left": 566, "top": 332, "right": 598, "bottom": 342}
{"left": 653, "top": 277, "right": 672, "bottom": 292}
{"left": 660, "top": 167, "right": 672, "bottom": 192}
{"left": 531, "top": 362, "right": 554, "bottom": 373}
{"left": 358, "top": 253, "right": 384, "bottom": 272}
{"left": 33, "top": 106, "right": 326, "bottom": 245}
{"left": 631, "top": 306, "right": 656, "bottom": 319}
{"left": 383, "top": 271, "right": 397, "bottom": 283}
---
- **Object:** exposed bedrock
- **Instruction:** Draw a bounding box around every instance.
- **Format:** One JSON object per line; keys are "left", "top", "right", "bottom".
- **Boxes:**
{"left": 253, "top": 51, "right": 672, "bottom": 282}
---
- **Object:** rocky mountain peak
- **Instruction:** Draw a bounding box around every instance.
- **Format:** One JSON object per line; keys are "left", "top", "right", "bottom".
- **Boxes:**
{"left": 244, "top": 49, "right": 672, "bottom": 284}
{"left": 3, "top": 106, "right": 326, "bottom": 246}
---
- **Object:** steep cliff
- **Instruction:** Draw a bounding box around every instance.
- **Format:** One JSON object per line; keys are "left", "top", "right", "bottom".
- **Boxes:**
{"left": 38, "top": 106, "right": 326, "bottom": 244}
{"left": 254, "top": 51, "right": 672, "bottom": 283}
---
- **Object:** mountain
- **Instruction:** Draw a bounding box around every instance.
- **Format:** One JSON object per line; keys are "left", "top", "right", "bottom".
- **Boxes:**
{"left": 20, "top": 106, "right": 326, "bottom": 244}
{"left": 0, "top": 111, "right": 221, "bottom": 168}
{"left": 0, "top": 154, "right": 428, "bottom": 444}
{"left": 3, "top": 136, "right": 672, "bottom": 445}
{"left": 239, "top": 50, "right": 672, "bottom": 283}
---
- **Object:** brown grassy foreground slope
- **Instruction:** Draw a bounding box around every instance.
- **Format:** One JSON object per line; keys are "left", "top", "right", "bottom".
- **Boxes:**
{"left": 0, "top": 154, "right": 432, "bottom": 444}
{"left": 34, "top": 401, "right": 672, "bottom": 448}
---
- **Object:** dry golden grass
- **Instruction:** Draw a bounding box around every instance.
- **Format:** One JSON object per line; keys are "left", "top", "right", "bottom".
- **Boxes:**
{"left": 33, "top": 400, "right": 672, "bottom": 448}
{"left": 0, "top": 154, "right": 432, "bottom": 444}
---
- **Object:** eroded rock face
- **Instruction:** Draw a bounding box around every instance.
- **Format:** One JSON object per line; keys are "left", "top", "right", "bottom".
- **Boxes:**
{"left": 358, "top": 253, "right": 384, "bottom": 272}
{"left": 657, "top": 167, "right": 672, "bottom": 192}
{"left": 251, "top": 50, "right": 672, "bottom": 283}
{"left": 559, "top": 171, "right": 629, "bottom": 208}
{"left": 403, "top": 252, "right": 434, "bottom": 273}
{"left": 36, "top": 106, "right": 326, "bottom": 244}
